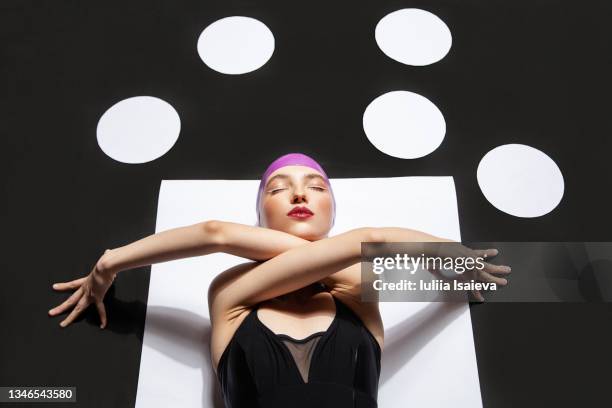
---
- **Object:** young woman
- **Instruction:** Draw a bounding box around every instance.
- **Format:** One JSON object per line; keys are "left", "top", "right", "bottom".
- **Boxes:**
{"left": 48, "top": 153, "right": 510, "bottom": 407}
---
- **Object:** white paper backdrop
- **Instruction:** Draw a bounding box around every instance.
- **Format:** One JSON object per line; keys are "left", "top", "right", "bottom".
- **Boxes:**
{"left": 135, "top": 177, "right": 482, "bottom": 408}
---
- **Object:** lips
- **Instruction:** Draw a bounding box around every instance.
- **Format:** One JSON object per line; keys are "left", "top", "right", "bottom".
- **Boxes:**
{"left": 287, "top": 206, "right": 314, "bottom": 218}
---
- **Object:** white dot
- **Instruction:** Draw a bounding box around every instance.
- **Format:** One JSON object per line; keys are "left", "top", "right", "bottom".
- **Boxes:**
{"left": 197, "top": 16, "right": 275, "bottom": 75}
{"left": 96, "top": 96, "right": 181, "bottom": 164}
{"left": 477, "top": 144, "right": 564, "bottom": 218}
{"left": 362, "top": 90, "right": 446, "bottom": 159}
{"left": 375, "top": 8, "right": 452, "bottom": 66}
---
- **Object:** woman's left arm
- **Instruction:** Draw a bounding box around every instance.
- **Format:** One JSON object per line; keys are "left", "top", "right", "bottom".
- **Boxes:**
{"left": 213, "top": 221, "right": 312, "bottom": 261}
{"left": 97, "top": 220, "right": 310, "bottom": 276}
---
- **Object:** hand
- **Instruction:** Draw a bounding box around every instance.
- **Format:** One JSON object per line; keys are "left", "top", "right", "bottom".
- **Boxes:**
{"left": 48, "top": 251, "right": 117, "bottom": 328}
{"left": 427, "top": 246, "right": 512, "bottom": 302}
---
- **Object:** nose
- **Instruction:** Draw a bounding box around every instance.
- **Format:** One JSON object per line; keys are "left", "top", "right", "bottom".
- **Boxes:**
{"left": 291, "top": 187, "right": 307, "bottom": 203}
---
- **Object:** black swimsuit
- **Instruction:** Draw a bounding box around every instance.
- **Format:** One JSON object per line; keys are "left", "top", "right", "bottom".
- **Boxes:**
{"left": 217, "top": 295, "right": 382, "bottom": 407}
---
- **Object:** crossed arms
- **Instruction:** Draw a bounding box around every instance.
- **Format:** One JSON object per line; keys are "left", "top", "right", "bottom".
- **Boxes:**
{"left": 98, "top": 220, "right": 453, "bottom": 314}
{"left": 51, "top": 218, "right": 508, "bottom": 335}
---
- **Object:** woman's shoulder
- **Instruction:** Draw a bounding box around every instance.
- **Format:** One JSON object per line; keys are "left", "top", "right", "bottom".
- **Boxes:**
{"left": 328, "top": 288, "right": 384, "bottom": 352}
{"left": 210, "top": 304, "right": 255, "bottom": 377}
{"left": 208, "top": 261, "right": 260, "bottom": 376}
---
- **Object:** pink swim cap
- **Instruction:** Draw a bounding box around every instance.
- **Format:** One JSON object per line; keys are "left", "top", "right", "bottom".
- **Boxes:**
{"left": 256, "top": 153, "right": 336, "bottom": 227}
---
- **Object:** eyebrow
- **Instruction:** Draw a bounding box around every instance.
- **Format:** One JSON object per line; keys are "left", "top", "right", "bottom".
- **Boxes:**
{"left": 264, "top": 173, "right": 327, "bottom": 189}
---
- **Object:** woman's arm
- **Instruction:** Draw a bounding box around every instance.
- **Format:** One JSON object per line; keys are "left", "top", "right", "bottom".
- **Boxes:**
{"left": 212, "top": 226, "right": 453, "bottom": 313}
{"left": 52, "top": 220, "right": 298, "bottom": 328}
{"left": 321, "top": 227, "right": 455, "bottom": 293}
{"left": 97, "top": 221, "right": 223, "bottom": 275}
{"left": 214, "top": 221, "right": 311, "bottom": 260}
{"left": 97, "top": 220, "right": 310, "bottom": 276}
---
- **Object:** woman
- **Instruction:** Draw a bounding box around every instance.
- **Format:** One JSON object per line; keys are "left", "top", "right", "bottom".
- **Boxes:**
{"left": 48, "top": 152, "right": 510, "bottom": 407}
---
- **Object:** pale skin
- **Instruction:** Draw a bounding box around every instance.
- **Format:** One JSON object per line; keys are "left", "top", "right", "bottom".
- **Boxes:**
{"left": 48, "top": 165, "right": 512, "bottom": 377}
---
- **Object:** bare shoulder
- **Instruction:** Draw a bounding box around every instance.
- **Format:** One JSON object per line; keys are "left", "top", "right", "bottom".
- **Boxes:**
{"left": 208, "top": 261, "right": 260, "bottom": 376}
{"left": 326, "top": 263, "right": 385, "bottom": 352}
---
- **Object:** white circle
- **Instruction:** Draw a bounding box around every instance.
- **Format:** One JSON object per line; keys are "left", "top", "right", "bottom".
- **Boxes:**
{"left": 96, "top": 96, "right": 181, "bottom": 164}
{"left": 362, "top": 90, "right": 446, "bottom": 159}
{"left": 477, "top": 144, "right": 565, "bottom": 218}
{"left": 375, "top": 8, "right": 452, "bottom": 66}
{"left": 197, "top": 16, "right": 275, "bottom": 74}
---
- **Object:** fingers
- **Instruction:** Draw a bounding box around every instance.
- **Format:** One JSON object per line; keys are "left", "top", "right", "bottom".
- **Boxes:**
{"left": 427, "top": 266, "right": 442, "bottom": 278}
{"left": 52, "top": 277, "right": 87, "bottom": 291}
{"left": 48, "top": 287, "right": 83, "bottom": 316}
{"left": 482, "top": 262, "right": 512, "bottom": 275}
{"left": 59, "top": 297, "right": 90, "bottom": 328}
{"left": 477, "top": 270, "right": 508, "bottom": 286}
{"left": 473, "top": 248, "right": 498, "bottom": 259}
{"left": 465, "top": 248, "right": 512, "bottom": 276}
{"left": 471, "top": 290, "right": 485, "bottom": 302}
{"left": 96, "top": 301, "right": 107, "bottom": 329}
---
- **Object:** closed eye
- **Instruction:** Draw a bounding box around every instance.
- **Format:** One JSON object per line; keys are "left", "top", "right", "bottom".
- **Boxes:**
{"left": 269, "top": 186, "right": 325, "bottom": 194}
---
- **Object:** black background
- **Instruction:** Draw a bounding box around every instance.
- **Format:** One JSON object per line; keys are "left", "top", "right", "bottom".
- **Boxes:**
{"left": 2, "top": 0, "right": 611, "bottom": 407}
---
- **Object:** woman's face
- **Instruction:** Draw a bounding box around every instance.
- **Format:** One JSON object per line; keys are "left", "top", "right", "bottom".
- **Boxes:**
{"left": 259, "top": 165, "right": 334, "bottom": 241}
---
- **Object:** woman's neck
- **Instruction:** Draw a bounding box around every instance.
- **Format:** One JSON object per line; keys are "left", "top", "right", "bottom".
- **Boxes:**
{"left": 278, "top": 282, "right": 323, "bottom": 304}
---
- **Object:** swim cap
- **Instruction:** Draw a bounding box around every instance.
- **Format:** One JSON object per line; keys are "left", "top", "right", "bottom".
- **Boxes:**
{"left": 256, "top": 153, "right": 336, "bottom": 227}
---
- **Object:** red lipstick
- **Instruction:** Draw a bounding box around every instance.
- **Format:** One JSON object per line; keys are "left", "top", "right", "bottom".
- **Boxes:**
{"left": 287, "top": 206, "right": 314, "bottom": 219}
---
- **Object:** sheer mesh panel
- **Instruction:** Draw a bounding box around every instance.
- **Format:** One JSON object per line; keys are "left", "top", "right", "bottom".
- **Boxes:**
{"left": 278, "top": 333, "right": 324, "bottom": 383}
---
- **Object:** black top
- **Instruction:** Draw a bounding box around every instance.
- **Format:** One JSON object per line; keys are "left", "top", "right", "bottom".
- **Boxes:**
{"left": 217, "top": 295, "right": 382, "bottom": 408}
